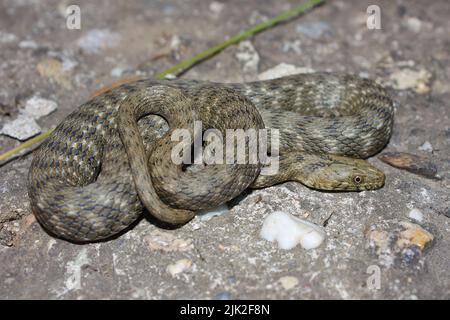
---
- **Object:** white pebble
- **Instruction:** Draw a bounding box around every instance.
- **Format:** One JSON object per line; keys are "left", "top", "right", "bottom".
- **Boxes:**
{"left": 198, "top": 204, "right": 229, "bottom": 221}
{"left": 19, "top": 40, "right": 38, "bottom": 49}
{"left": 1, "top": 96, "right": 58, "bottom": 140}
{"left": 23, "top": 97, "right": 58, "bottom": 119}
{"left": 235, "top": 41, "right": 260, "bottom": 73}
{"left": 0, "top": 31, "right": 18, "bottom": 44}
{"left": 389, "top": 68, "right": 431, "bottom": 94}
{"left": 77, "top": 29, "right": 119, "bottom": 54}
{"left": 278, "top": 276, "right": 299, "bottom": 290}
{"left": 0, "top": 115, "right": 41, "bottom": 140}
{"left": 209, "top": 2, "right": 225, "bottom": 14}
{"left": 405, "top": 17, "right": 422, "bottom": 33}
{"left": 166, "top": 259, "right": 192, "bottom": 276}
{"left": 260, "top": 211, "right": 326, "bottom": 250}
{"left": 110, "top": 66, "right": 131, "bottom": 78}
{"left": 170, "top": 35, "right": 181, "bottom": 50}
{"left": 418, "top": 141, "right": 433, "bottom": 153}
{"left": 408, "top": 208, "right": 424, "bottom": 222}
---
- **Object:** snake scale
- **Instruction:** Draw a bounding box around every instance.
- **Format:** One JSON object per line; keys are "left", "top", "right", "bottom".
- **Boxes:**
{"left": 28, "top": 73, "right": 394, "bottom": 242}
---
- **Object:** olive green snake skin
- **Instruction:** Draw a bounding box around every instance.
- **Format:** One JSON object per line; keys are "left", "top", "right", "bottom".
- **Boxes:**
{"left": 28, "top": 73, "right": 394, "bottom": 242}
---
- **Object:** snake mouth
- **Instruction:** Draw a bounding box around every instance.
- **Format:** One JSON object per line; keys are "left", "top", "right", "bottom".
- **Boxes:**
{"left": 359, "top": 181, "right": 384, "bottom": 191}
{"left": 356, "top": 171, "right": 385, "bottom": 191}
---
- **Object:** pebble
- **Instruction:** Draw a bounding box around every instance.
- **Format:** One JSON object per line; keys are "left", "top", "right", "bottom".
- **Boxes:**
{"left": 282, "top": 40, "right": 302, "bottom": 54}
{"left": 258, "top": 63, "right": 315, "bottom": 81}
{"left": 278, "top": 276, "right": 299, "bottom": 290}
{"left": 408, "top": 208, "right": 424, "bottom": 223}
{"left": 418, "top": 141, "right": 433, "bottom": 153}
{"left": 209, "top": 2, "right": 225, "bottom": 14}
{"left": 77, "top": 29, "right": 120, "bottom": 54}
{"left": 379, "top": 152, "right": 438, "bottom": 179}
{"left": 170, "top": 35, "right": 181, "bottom": 50}
{"left": 37, "top": 58, "right": 72, "bottom": 88}
{"left": 0, "top": 115, "right": 41, "bottom": 141}
{"left": 198, "top": 204, "right": 229, "bottom": 222}
{"left": 0, "top": 96, "right": 58, "bottom": 140}
{"left": 23, "top": 97, "right": 58, "bottom": 119}
{"left": 110, "top": 66, "right": 132, "bottom": 78}
{"left": 366, "top": 220, "right": 434, "bottom": 267}
{"left": 18, "top": 40, "right": 38, "bottom": 49}
{"left": 296, "top": 22, "right": 331, "bottom": 39}
{"left": 397, "top": 221, "right": 433, "bottom": 250}
{"left": 166, "top": 259, "right": 193, "bottom": 276}
{"left": 235, "top": 41, "right": 260, "bottom": 73}
{"left": 260, "top": 211, "right": 326, "bottom": 250}
{"left": 404, "top": 17, "right": 423, "bottom": 33}
{"left": 144, "top": 229, "right": 193, "bottom": 252}
{"left": 0, "top": 32, "right": 18, "bottom": 44}
{"left": 389, "top": 68, "right": 432, "bottom": 94}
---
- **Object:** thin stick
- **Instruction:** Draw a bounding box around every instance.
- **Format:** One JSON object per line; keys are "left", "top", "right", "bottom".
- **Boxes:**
{"left": 156, "top": 0, "right": 325, "bottom": 78}
{"left": 0, "top": 129, "right": 54, "bottom": 161}
{"left": 0, "top": 0, "right": 324, "bottom": 164}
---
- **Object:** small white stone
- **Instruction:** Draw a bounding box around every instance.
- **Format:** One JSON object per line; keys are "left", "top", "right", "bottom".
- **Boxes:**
{"left": 278, "top": 276, "right": 299, "bottom": 290}
{"left": 258, "top": 63, "right": 315, "bottom": 81}
{"left": 170, "top": 35, "right": 181, "bottom": 50}
{"left": 163, "top": 73, "right": 177, "bottom": 80}
{"left": 19, "top": 40, "right": 38, "bottom": 49}
{"left": 22, "top": 97, "right": 58, "bottom": 119}
{"left": 282, "top": 40, "right": 302, "bottom": 54}
{"left": 110, "top": 66, "right": 132, "bottom": 77}
{"left": 144, "top": 229, "right": 193, "bottom": 252}
{"left": 389, "top": 68, "right": 432, "bottom": 94}
{"left": 0, "top": 115, "right": 41, "bottom": 140}
{"left": 110, "top": 67, "right": 124, "bottom": 77}
{"left": 408, "top": 208, "right": 424, "bottom": 223}
{"left": 198, "top": 204, "right": 229, "bottom": 221}
{"left": 77, "top": 29, "right": 120, "bottom": 54}
{"left": 260, "top": 211, "right": 326, "bottom": 250}
{"left": 190, "top": 221, "right": 201, "bottom": 231}
{"left": 405, "top": 17, "right": 422, "bottom": 33}
{"left": 235, "top": 41, "right": 260, "bottom": 73}
{"left": 166, "top": 259, "right": 192, "bottom": 276}
{"left": 0, "top": 31, "right": 18, "bottom": 43}
{"left": 418, "top": 141, "right": 433, "bottom": 153}
{"left": 209, "top": 1, "right": 225, "bottom": 14}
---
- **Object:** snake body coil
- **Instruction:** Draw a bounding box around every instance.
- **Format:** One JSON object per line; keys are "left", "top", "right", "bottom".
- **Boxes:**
{"left": 28, "top": 73, "right": 394, "bottom": 242}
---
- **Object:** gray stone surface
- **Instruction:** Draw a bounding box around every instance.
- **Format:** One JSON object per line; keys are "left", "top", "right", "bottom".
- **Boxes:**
{"left": 0, "top": 0, "right": 449, "bottom": 299}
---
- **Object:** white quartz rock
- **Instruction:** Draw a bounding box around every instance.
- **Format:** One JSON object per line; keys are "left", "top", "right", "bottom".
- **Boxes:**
{"left": 260, "top": 211, "right": 326, "bottom": 250}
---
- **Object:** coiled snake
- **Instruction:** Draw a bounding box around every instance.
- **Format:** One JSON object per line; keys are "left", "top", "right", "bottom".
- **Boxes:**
{"left": 28, "top": 73, "right": 394, "bottom": 242}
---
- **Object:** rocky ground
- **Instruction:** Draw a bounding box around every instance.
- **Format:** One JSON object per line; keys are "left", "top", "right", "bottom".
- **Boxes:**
{"left": 0, "top": 0, "right": 449, "bottom": 299}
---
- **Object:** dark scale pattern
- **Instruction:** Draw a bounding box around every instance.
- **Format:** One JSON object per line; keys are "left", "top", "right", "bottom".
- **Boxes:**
{"left": 28, "top": 73, "right": 394, "bottom": 242}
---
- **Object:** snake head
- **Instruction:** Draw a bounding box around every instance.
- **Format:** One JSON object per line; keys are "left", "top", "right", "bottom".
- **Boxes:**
{"left": 305, "top": 155, "right": 385, "bottom": 191}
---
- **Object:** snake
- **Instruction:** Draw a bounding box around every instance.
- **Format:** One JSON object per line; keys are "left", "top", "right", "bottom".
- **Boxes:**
{"left": 27, "top": 73, "right": 394, "bottom": 242}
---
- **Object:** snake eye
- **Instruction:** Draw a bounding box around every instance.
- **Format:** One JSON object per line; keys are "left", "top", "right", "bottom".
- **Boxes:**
{"left": 353, "top": 175, "right": 363, "bottom": 184}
